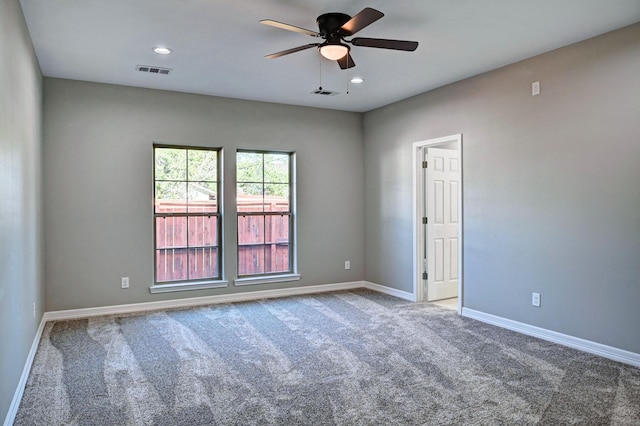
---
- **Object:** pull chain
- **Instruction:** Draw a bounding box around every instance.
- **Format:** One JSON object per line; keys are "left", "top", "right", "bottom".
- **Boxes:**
{"left": 346, "top": 55, "right": 350, "bottom": 95}
{"left": 318, "top": 55, "right": 323, "bottom": 91}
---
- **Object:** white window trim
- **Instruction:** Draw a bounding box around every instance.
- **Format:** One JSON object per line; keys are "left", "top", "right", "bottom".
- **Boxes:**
{"left": 149, "top": 279, "right": 229, "bottom": 294}
{"left": 234, "top": 273, "right": 301, "bottom": 287}
{"left": 236, "top": 150, "right": 297, "bottom": 279}
{"left": 153, "top": 144, "right": 223, "bottom": 286}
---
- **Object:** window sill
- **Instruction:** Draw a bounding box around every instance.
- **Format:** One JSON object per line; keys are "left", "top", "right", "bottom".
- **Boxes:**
{"left": 234, "top": 274, "right": 301, "bottom": 287}
{"left": 149, "top": 280, "right": 229, "bottom": 294}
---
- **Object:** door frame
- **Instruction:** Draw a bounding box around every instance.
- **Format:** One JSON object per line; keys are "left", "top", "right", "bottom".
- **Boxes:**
{"left": 412, "top": 134, "right": 463, "bottom": 312}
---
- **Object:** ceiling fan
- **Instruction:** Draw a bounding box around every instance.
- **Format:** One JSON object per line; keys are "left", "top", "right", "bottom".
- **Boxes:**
{"left": 261, "top": 7, "right": 418, "bottom": 69}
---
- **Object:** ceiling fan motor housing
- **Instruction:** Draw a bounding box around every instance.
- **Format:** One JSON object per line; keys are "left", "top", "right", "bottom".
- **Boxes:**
{"left": 316, "top": 13, "right": 351, "bottom": 38}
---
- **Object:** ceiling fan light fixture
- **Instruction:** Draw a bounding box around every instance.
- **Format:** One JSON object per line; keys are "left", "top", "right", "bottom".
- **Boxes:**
{"left": 319, "top": 43, "right": 349, "bottom": 60}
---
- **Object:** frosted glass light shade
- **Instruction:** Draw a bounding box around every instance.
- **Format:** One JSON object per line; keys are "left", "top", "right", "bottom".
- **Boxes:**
{"left": 319, "top": 44, "right": 348, "bottom": 60}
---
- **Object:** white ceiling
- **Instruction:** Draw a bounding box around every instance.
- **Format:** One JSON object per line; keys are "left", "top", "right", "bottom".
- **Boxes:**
{"left": 19, "top": 0, "right": 640, "bottom": 112}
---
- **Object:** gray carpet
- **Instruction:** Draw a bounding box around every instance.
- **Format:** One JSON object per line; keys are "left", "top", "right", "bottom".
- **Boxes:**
{"left": 15, "top": 290, "right": 640, "bottom": 425}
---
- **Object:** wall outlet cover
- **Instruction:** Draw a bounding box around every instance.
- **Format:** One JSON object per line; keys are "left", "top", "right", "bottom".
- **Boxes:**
{"left": 532, "top": 81, "right": 541, "bottom": 96}
{"left": 532, "top": 292, "right": 541, "bottom": 307}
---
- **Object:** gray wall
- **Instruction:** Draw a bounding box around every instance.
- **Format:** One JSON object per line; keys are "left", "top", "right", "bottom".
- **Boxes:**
{"left": 363, "top": 24, "right": 640, "bottom": 353}
{"left": 43, "top": 79, "right": 364, "bottom": 311}
{"left": 0, "top": 0, "right": 43, "bottom": 421}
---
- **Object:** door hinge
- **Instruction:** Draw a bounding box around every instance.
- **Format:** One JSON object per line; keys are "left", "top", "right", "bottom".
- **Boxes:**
{"left": 422, "top": 161, "right": 428, "bottom": 168}
{"left": 422, "top": 272, "right": 428, "bottom": 280}
{"left": 422, "top": 217, "right": 428, "bottom": 224}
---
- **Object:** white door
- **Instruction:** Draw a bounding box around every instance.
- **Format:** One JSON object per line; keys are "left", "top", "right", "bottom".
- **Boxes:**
{"left": 425, "top": 147, "right": 460, "bottom": 301}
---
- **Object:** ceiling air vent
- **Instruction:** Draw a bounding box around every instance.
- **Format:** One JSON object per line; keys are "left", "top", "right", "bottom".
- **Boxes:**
{"left": 136, "top": 65, "right": 172, "bottom": 75}
{"left": 311, "top": 89, "right": 338, "bottom": 96}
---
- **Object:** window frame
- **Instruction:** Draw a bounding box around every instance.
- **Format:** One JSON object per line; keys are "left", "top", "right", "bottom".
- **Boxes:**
{"left": 150, "top": 144, "right": 227, "bottom": 293}
{"left": 235, "top": 149, "right": 299, "bottom": 285}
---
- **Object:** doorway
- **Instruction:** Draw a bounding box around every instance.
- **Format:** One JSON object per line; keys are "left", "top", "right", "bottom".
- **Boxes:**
{"left": 412, "top": 135, "right": 463, "bottom": 312}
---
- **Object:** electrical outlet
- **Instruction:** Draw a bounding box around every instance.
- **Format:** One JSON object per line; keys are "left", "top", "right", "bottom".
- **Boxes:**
{"left": 121, "top": 277, "right": 130, "bottom": 289}
{"left": 344, "top": 261, "right": 351, "bottom": 270}
{"left": 532, "top": 81, "right": 541, "bottom": 96}
{"left": 532, "top": 292, "right": 541, "bottom": 307}
{"left": 32, "top": 302, "right": 36, "bottom": 319}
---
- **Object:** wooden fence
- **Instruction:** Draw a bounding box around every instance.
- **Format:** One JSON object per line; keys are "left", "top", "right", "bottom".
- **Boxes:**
{"left": 155, "top": 194, "right": 289, "bottom": 282}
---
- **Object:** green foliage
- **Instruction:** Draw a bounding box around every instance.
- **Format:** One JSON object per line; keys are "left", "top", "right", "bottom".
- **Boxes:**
{"left": 155, "top": 147, "right": 218, "bottom": 200}
{"left": 188, "top": 149, "right": 218, "bottom": 182}
{"left": 155, "top": 148, "right": 186, "bottom": 181}
{"left": 236, "top": 152, "right": 289, "bottom": 197}
{"left": 154, "top": 148, "right": 290, "bottom": 200}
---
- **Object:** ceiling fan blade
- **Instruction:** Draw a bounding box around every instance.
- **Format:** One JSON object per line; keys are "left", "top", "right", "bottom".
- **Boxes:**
{"left": 260, "top": 20, "right": 319, "bottom": 37}
{"left": 340, "top": 7, "right": 384, "bottom": 36}
{"left": 337, "top": 53, "right": 356, "bottom": 70}
{"left": 265, "top": 44, "right": 319, "bottom": 59}
{"left": 351, "top": 37, "right": 419, "bottom": 51}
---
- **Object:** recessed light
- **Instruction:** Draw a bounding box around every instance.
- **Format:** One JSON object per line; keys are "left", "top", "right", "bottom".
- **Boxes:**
{"left": 153, "top": 47, "right": 172, "bottom": 55}
{"left": 350, "top": 76, "right": 364, "bottom": 84}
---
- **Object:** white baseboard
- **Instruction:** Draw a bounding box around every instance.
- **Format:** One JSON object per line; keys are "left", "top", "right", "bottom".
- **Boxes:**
{"left": 4, "top": 316, "right": 47, "bottom": 426}
{"left": 364, "top": 281, "right": 416, "bottom": 302}
{"left": 462, "top": 308, "right": 640, "bottom": 368}
{"left": 44, "top": 281, "right": 367, "bottom": 321}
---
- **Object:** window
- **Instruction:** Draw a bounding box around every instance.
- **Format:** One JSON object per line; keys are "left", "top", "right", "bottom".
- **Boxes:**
{"left": 236, "top": 151, "right": 296, "bottom": 280}
{"left": 153, "top": 145, "right": 222, "bottom": 286}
